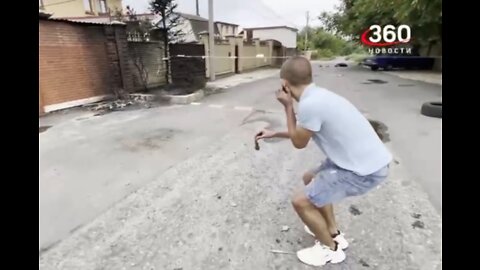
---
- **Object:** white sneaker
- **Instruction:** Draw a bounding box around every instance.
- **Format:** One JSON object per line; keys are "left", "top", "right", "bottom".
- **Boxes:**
{"left": 296, "top": 240, "right": 346, "bottom": 266}
{"left": 304, "top": 225, "right": 349, "bottom": 250}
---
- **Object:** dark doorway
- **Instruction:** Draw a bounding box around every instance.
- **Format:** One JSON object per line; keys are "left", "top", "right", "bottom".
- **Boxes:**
{"left": 235, "top": 45, "right": 239, "bottom": 73}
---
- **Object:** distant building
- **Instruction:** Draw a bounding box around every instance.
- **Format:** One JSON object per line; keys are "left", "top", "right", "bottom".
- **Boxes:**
{"left": 215, "top": 21, "right": 239, "bottom": 39}
{"left": 39, "top": 0, "right": 123, "bottom": 18}
{"left": 56, "top": 11, "right": 238, "bottom": 43}
{"left": 241, "top": 26, "right": 298, "bottom": 48}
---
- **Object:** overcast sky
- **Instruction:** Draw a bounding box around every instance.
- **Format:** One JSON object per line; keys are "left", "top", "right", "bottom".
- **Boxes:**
{"left": 123, "top": 0, "right": 340, "bottom": 29}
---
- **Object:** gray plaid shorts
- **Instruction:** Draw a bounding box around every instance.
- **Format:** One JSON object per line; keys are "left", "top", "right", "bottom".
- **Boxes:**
{"left": 304, "top": 159, "right": 389, "bottom": 207}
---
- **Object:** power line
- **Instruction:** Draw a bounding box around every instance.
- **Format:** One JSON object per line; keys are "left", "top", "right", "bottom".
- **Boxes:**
{"left": 257, "top": 0, "right": 300, "bottom": 29}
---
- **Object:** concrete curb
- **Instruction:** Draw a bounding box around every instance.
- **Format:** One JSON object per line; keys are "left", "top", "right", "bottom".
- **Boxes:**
{"left": 165, "top": 90, "right": 205, "bottom": 105}
{"left": 382, "top": 72, "right": 442, "bottom": 86}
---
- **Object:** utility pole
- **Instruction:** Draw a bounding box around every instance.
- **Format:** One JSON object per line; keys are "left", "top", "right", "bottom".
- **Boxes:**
{"left": 196, "top": 0, "right": 199, "bottom": 16}
{"left": 304, "top": 11, "right": 309, "bottom": 51}
{"left": 208, "top": 0, "right": 215, "bottom": 81}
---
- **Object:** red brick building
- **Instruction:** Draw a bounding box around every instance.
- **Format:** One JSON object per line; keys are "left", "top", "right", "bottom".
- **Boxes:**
{"left": 39, "top": 11, "right": 132, "bottom": 114}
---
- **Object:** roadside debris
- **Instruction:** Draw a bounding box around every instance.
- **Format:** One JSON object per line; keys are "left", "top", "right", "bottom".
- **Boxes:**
{"left": 334, "top": 63, "right": 348, "bottom": 67}
{"left": 412, "top": 220, "right": 425, "bottom": 229}
{"left": 281, "top": 226, "right": 290, "bottom": 232}
{"left": 411, "top": 213, "right": 422, "bottom": 219}
{"left": 84, "top": 93, "right": 159, "bottom": 114}
{"left": 270, "top": 249, "right": 295, "bottom": 255}
{"left": 230, "top": 202, "right": 238, "bottom": 207}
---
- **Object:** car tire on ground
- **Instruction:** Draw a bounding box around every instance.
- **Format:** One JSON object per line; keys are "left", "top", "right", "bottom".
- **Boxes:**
{"left": 420, "top": 102, "right": 442, "bottom": 118}
{"left": 371, "top": 66, "right": 379, "bottom": 71}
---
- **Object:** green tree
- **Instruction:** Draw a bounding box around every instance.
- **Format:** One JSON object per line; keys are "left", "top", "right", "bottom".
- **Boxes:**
{"left": 149, "top": 0, "right": 185, "bottom": 83}
{"left": 297, "top": 27, "right": 365, "bottom": 58}
{"left": 319, "top": 0, "right": 442, "bottom": 55}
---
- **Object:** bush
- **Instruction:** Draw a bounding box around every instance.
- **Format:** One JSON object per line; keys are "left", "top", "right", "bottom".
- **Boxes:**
{"left": 317, "top": 49, "right": 335, "bottom": 59}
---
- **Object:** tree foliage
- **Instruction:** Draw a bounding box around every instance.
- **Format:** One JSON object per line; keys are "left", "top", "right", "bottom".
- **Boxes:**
{"left": 149, "top": 0, "right": 185, "bottom": 44}
{"left": 297, "top": 27, "right": 365, "bottom": 58}
{"left": 319, "top": 0, "right": 442, "bottom": 51}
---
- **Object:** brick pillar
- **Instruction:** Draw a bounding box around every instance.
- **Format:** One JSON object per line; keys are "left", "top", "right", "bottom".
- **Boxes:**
{"left": 112, "top": 23, "right": 133, "bottom": 93}
{"left": 104, "top": 25, "right": 123, "bottom": 98}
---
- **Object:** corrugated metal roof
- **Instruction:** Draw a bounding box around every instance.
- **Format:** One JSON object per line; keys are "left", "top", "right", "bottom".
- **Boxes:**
{"left": 39, "top": 9, "right": 124, "bottom": 25}
{"left": 243, "top": 26, "right": 298, "bottom": 32}
{"left": 40, "top": 16, "right": 124, "bottom": 26}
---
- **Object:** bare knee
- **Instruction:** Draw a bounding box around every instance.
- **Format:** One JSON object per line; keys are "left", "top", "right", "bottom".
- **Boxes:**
{"left": 302, "top": 171, "right": 315, "bottom": 185}
{"left": 291, "top": 192, "right": 311, "bottom": 210}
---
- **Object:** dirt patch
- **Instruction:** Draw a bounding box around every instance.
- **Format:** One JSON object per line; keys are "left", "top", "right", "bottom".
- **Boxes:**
{"left": 120, "top": 128, "right": 181, "bottom": 152}
{"left": 368, "top": 119, "right": 390, "bottom": 143}
{"left": 411, "top": 213, "right": 421, "bottom": 219}
{"left": 359, "top": 259, "right": 370, "bottom": 267}
{"left": 412, "top": 220, "right": 425, "bottom": 229}
{"left": 39, "top": 126, "right": 52, "bottom": 133}
{"left": 349, "top": 205, "right": 362, "bottom": 216}
{"left": 362, "top": 79, "right": 388, "bottom": 84}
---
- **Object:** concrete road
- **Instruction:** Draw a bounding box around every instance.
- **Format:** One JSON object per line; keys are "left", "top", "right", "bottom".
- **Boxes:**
{"left": 40, "top": 62, "right": 442, "bottom": 269}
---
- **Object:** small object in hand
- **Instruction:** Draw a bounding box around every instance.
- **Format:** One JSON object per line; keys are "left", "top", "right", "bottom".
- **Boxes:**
{"left": 254, "top": 141, "right": 260, "bottom": 151}
{"left": 282, "top": 85, "right": 288, "bottom": 93}
{"left": 254, "top": 131, "right": 263, "bottom": 151}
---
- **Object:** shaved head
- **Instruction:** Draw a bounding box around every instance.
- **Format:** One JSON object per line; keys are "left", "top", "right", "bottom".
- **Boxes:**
{"left": 280, "top": 56, "right": 312, "bottom": 87}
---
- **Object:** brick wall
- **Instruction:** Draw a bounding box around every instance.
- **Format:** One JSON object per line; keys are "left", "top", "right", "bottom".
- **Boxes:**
{"left": 39, "top": 19, "right": 132, "bottom": 113}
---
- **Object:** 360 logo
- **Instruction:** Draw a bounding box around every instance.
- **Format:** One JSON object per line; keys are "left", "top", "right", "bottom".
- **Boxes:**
{"left": 361, "top": 25, "right": 411, "bottom": 47}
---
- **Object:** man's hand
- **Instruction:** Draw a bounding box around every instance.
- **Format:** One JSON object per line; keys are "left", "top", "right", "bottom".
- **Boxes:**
{"left": 255, "top": 129, "right": 276, "bottom": 141}
{"left": 276, "top": 86, "right": 293, "bottom": 108}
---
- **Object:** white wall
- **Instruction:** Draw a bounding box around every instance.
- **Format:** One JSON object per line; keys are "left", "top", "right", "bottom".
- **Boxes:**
{"left": 177, "top": 20, "right": 197, "bottom": 43}
{"left": 217, "top": 24, "right": 237, "bottom": 38}
{"left": 252, "top": 28, "right": 297, "bottom": 48}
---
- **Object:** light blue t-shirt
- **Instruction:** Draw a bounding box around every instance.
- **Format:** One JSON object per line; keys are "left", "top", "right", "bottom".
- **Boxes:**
{"left": 297, "top": 83, "right": 392, "bottom": 176}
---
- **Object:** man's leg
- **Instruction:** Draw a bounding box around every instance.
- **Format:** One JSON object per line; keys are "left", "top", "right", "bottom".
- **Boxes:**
{"left": 291, "top": 191, "right": 336, "bottom": 250}
{"left": 318, "top": 204, "right": 339, "bottom": 236}
{"left": 303, "top": 171, "right": 339, "bottom": 235}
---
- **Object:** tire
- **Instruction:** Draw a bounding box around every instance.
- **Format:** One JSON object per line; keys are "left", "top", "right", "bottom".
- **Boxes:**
{"left": 421, "top": 102, "right": 442, "bottom": 118}
{"left": 384, "top": 65, "right": 393, "bottom": 71}
{"left": 371, "top": 65, "right": 379, "bottom": 71}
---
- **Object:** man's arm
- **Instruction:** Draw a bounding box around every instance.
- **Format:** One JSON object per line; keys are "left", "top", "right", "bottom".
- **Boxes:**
{"left": 273, "top": 131, "right": 290, "bottom": 138}
{"left": 284, "top": 104, "right": 313, "bottom": 149}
